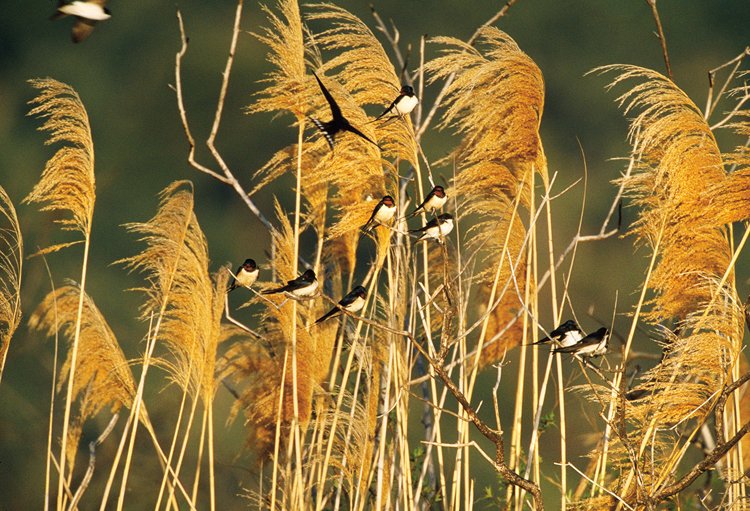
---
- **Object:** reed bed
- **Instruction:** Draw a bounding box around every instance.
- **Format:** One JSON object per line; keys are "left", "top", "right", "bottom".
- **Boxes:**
{"left": 2, "top": 1, "right": 750, "bottom": 509}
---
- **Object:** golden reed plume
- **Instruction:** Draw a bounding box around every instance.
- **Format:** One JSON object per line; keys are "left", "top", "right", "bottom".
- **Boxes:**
{"left": 426, "top": 27, "right": 545, "bottom": 363}
{"left": 25, "top": 78, "right": 96, "bottom": 243}
{"left": 0, "top": 186, "right": 22, "bottom": 384}
{"left": 589, "top": 65, "right": 744, "bottom": 504}
{"left": 121, "top": 181, "right": 221, "bottom": 403}
{"left": 29, "top": 284, "right": 137, "bottom": 468}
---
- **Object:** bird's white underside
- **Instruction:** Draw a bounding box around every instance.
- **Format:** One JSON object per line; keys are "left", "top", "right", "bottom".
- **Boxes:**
{"left": 374, "top": 204, "right": 397, "bottom": 223}
{"left": 395, "top": 95, "right": 419, "bottom": 115}
{"left": 421, "top": 218, "right": 454, "bottom": 239}
{"left": 289, "top": 280, "right": 319, "bottom": 298}
{"left": 560, "top": 330, "right": 584, "bottom": 348}
{"left": 235, "top": 268, "right": 259, "bottom": 288}
{"left": 59, "top": 2, "right": 111, "bottom": 20}
{"left": 343, "top": 295, "right": 366, "bottom": 313}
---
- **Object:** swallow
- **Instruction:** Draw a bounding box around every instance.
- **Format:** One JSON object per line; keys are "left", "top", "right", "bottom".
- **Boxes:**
{"left": 373, "top": 85, "right": 419, "bottom": 121}
{"left": 532, "top": 319, "right": 584, "bottom": 347}
{"left": 228, "top": 259, "right": 259, "bottom": 292}
{"left": 362, "top": 195, "right": 397, "bottom": 232}
{"left": 262, "top": 269, "right": 318, "bottom": 300}
{"left": 52, "top": 0, "right": 111, "bottom": 43}
{"left": 407, "top": 185, "right": 447, "bottom": 218}
{"left": 410, "top": 213, "right": 454, "bottom": 242}
{"left": 552, "top": 327, "right": 609, "bottom": 359}
{"left": 310, "top": 72, "right": 380, "bottom": 151}
{"left": 315, "top": 285, "right": 367, "bottom": 324}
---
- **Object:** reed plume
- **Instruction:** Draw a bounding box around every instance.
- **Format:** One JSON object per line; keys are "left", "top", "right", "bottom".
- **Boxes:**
{"left": 425, "top": 27, "right": 545, "bottom": 362}
{"left": 590, "top": 65, "right": 744, "bottom": 505}
{"left": 0, "top": 186, "right": 22, "bottom": 384}
{"left": 121, "top": 180, "right": 219, "bottom": 402}
{"left": 29, "top": 284, "right": 137, "bottom": 468}
{"left": 25, "top": 78, "right": 95, "bottom": 244}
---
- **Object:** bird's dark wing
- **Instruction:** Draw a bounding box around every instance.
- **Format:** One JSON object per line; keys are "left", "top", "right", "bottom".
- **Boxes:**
{"left": 373, "top": 96, "right": 399, "bottom": 121}
{"left": 552, "top": 336, "right": 600, "bottom": 354}
{"left": 529, "top": 336, "right": 552, "bottom": 346}
{"left": 313, "top": 72, "right": 343, "bottom": 121}
{"left": 310, "top": 117, "right": 336, "bottom": 150}
{"left": 228, "top": 279, "right": 239, "bottom": 292}
{"left": 362, "top": 203, "right": 382, "bottom": 232}
{"left": 72, "top": 19, "right": 96, "bottom": 43}
{"left": 315, "top": 306, "right": 340, "bottom": 324}
{"left": 406, "top": 192, "right": 433, "bottom": 218}
{"left": 343, "top": 123, "right": 381, "bottom": 149}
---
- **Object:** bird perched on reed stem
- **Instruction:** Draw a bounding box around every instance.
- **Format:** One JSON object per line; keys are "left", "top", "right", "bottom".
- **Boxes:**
{"left": 552, "top": 327, "right": 609, "bottom": 359}
{"left": 532, "top": 319, "right": 583, "bottom": 347}
{"left": 373, "top": 85, "right": 419, "bottom": 121}
{"left": 262, "top": 269, "right": 318, "bottom": 302}
{"left": 315, "top": 285, "right": 367, "bottom": 324}
{"left": 407, "top": 185, "right": 447, "bottom": 218}
{"left": 228, "top": 259, "right": 259, "bottom": 292}
{"left": 411, "top": 213, "right": 454, "bottom": 242}
{"left": 362, "top": 195, "right": 397, "bottom": 233}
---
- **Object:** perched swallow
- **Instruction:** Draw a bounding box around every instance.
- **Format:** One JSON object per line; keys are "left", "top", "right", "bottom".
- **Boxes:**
{"left": 262, "top": 269, "right": 318, "bottom": 300}
{"left": 315, "top": 285, "right": 367, "bottom": 324}
{"left": 373, "top": 85, "right": 419, "bottom": 121}
{"left": 52, "top": 0, "right": 111, "bottom": 43}
{"left": 407, "top": 185, "right": 447, "bottom": 218}
{"left": 310, "top": 72, "right": 380, "bottom": 151}
{"left": 552, "top": 327, "right": 609, "bottom": 359}
{"left": 410, "top": 213, "right": 454, "bottom": 242}
{"left": 228, "top": 259, "right": 259, "bottom": 292}
{"left": 362, "top": 195, "right": 397, "bottom": 232}
{"left": 532, "top": 319, "right": 584, "bottom": 347}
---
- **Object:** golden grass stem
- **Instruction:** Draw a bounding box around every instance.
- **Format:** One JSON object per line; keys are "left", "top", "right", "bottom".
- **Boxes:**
{"left": 43, "top": 258, "right": 59, "bottom": 511}
{"left": 57, "top": 234, "right": 91, "bottom": 511}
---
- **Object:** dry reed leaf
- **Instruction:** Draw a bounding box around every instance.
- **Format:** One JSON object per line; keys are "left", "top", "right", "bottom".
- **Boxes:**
{"left": 0, "top": 186, "right": 22, "bottom": 384}
{"left": 25, "top": 78, "right": 96, "bottom": 236}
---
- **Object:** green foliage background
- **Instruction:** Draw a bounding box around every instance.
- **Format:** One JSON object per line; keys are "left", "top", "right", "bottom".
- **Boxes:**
{"left": 0, "top": 1, "right": 748, "bottom": 508}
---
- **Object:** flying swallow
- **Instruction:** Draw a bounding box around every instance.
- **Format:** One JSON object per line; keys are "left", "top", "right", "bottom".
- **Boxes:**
{"left": 262, "top": 269, "right": 318, "bottom": 300}
{"left": 373, "top": 85, "right": 419, "bottom": 121}
{"left": 228, "top": 259, "right": 259, "bottom": 292}
{"left": 407, "top": 185, "right": 447, "bottom": 218}
{"left": 310, "top": 72, "right": 380, "bottom": 151}
{"left": 52, "top": 0, "right": 111, "bottom": 43}
{"left": 552, "top": 327, "right": 609, "bottom": 359}
{"left": 410, "top": 213, "right": 454, "bottom": 242}
{"left": 362, "top": 195, "right": 397, "bottom": 232}
{"left": 532, "top": 319, "right": 584, "bottom": 347}
{"left": 315, "top": 285, "right": 367, "bottom": 324}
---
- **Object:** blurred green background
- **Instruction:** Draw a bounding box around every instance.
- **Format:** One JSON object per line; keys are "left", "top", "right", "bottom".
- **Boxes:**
{"left": 0, "top": 1, "right": 748, "bottom": 508}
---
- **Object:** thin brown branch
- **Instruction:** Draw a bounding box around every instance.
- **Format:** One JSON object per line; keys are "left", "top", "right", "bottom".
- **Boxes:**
{"left": 645, "top": 0, "right": 674, "bottom": 81}
{"left": 653, "top": 417, "right": 750, "bottom": 501}
{"left": 174, "top": 3, "right": 275, "bottom": 232}
{"left": 68, "top": 414, "right": 119, "bottom": 511}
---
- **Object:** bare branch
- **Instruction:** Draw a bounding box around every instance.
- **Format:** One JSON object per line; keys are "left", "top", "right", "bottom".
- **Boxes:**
{"left": 645, "top": 0, "right": 674, "bottom": 81}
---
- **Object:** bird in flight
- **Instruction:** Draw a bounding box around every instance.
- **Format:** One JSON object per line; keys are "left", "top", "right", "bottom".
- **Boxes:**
{"left": 315, "top": 285, "right": 367, "bottom": 324}
{"left": 310, "top": 72, "right": 380, "bottom": 151}
{"left": 52, "top": 0, "right": 111, "bottom": 43}
{"left": 228, "top": 259, "right": 259, "bottom": 293}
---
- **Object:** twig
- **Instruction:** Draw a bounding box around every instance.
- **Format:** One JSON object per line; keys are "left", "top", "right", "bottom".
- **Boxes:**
{"left": 68, "top": 414, "right": 119, "bottom": 510}
{"left": 174, "top": 4, "right": 275, "bottom": 232}
{"left": 416, "top": 0, "right": 520, "bottom": 139}
{"left": 645, "top": 0, "right": 673, "bottom": 81}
